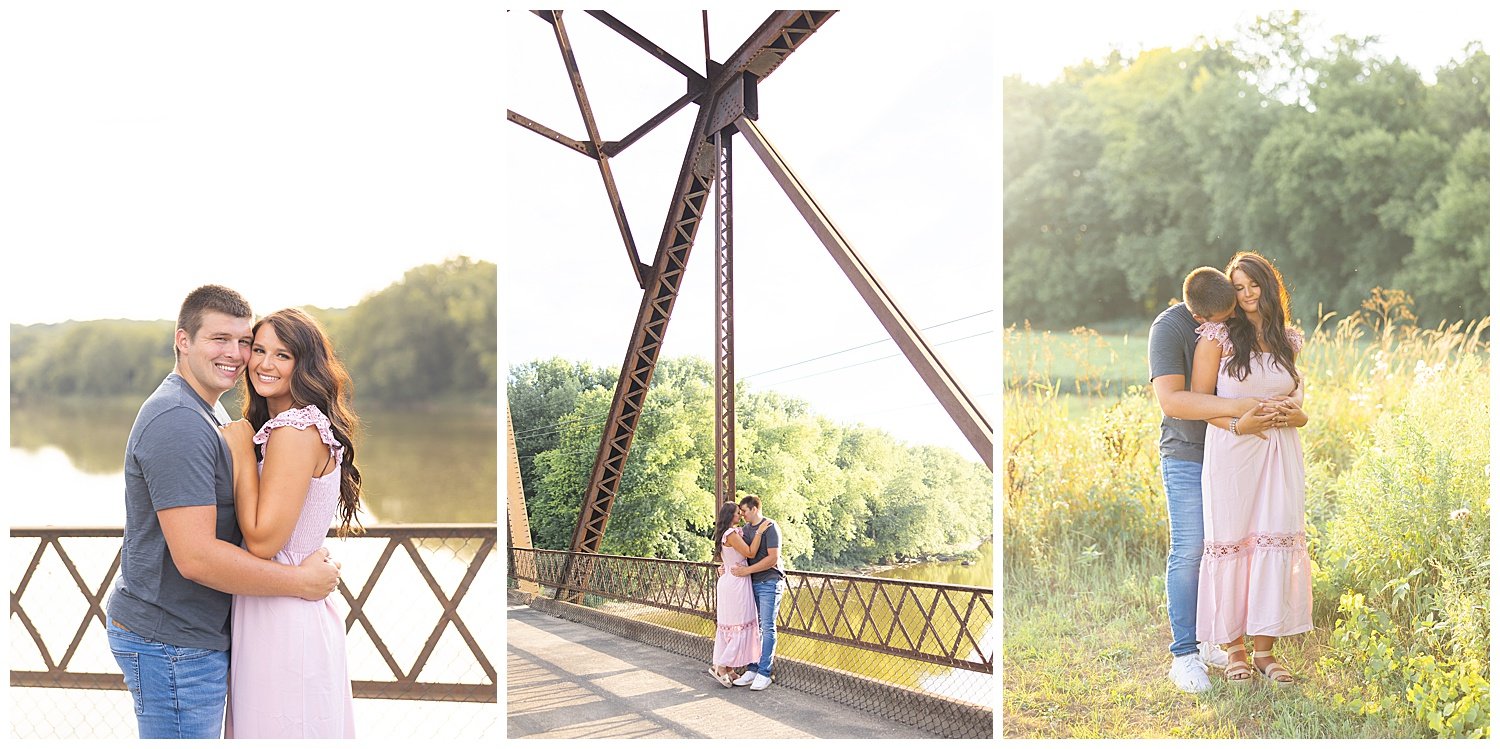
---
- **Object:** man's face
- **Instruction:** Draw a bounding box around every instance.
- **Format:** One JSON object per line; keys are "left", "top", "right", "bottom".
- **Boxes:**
{"left": 176, "top": 311, "right": 252, "bottom": 400}
{"left": 740, "top": 503, "right": 761, "bottom": 523}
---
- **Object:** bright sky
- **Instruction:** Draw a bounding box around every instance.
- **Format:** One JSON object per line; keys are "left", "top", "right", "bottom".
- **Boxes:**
{"left": 503, "top": 9, "right": 999, "bottom": 459}
{"left": 0, "top": 2, "right": 502, "bottom": 325}
{"left": 1000, "top": 2, "right": 1494, "bottom": 85}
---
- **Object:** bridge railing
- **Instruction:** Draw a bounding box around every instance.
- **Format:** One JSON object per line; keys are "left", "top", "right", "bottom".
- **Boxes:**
{"left": 11, "top": 525, "right": 498, "bottom": 739}
{"left": 508, "top": 546, "right": 992, "bottom": 717}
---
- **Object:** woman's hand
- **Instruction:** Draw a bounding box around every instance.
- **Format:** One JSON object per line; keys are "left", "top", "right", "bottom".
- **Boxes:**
{"left": 1269, "top": 398, "right": 1307, "bottom": 428}
{"left": 219, "top": 420, "right": 255, "bottom": 478}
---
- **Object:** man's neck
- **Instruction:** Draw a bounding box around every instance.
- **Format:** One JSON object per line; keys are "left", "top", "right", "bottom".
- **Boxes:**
{"left": 172, "top": 364, "right": 226, "bottom": 408}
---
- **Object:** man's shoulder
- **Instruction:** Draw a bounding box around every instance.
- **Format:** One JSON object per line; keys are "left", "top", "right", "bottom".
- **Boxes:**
{"left": 131, "top": 399, "right": 217, "bottom": 452}
{"left": 1148, "top": 304, "right": 1195, "bottom": 341}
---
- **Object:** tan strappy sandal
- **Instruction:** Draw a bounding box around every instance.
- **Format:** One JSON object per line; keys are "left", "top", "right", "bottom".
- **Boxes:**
{"left": 1252, "top": 650, "right": 1295, "bottom": 686}
{"left": 1223, "top": 642, "right": 1253, "bottom": 684}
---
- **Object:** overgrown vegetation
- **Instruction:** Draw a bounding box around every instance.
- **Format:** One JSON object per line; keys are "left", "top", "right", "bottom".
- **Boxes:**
{"left": 509, "top": 357, "right": 993, "bottom": 567}
{"left": 1003, "top": 290, "right": 1489, "bottom": 738}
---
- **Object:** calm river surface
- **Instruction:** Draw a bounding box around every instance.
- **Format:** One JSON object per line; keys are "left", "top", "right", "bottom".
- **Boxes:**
{"left": 9, "top": 398, "right": 497, "bottom": 526}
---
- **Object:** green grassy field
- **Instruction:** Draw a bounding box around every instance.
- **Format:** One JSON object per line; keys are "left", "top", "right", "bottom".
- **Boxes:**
{"left": 1003, "top": 310, "right": 1491, "bottom": 739}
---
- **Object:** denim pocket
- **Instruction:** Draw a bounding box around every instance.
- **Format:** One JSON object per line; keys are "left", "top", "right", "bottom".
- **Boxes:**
{"left": 109, "top": 650, "right": 144, "bottom": 716}
{"left": 169, "top": 644, "right": 218, "bottom": 661}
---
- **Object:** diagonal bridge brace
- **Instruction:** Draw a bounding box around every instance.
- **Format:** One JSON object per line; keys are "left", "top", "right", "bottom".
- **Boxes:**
{"left": 561, "top": 11, "right": 836, "bottom": 577}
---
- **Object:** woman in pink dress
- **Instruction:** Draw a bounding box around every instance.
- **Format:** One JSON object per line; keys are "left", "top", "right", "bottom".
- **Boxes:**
{"left": 1191, "top": 252, "right": 1311, "bottom": 686}
{"left": 708, "top": 500, "right": 764, "bottom": 687}
{"left": 220, "top": 308, "right": 362, "bottom": 736}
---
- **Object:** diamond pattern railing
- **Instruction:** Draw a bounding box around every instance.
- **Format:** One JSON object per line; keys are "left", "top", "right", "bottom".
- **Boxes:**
{"left": 509, "top": 547, "right": 992, "bottom": 674}
{"left": 11, "top": 525, "right": 497, "bottom": 702}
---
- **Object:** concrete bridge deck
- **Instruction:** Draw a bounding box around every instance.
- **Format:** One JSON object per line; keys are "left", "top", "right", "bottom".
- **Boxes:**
{"left": 507, "top": 601, "right": 942, "bottom": 739}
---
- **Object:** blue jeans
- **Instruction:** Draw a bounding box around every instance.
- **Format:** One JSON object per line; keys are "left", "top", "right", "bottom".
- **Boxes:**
{"left": 106, "top": 619, "right": 228, "bottom": 739}
{"left": 1162, "top": 456, "right": 1206, "bottom": 657}
{"left": 745, "top": 577, "right": 785, "bottom": 677}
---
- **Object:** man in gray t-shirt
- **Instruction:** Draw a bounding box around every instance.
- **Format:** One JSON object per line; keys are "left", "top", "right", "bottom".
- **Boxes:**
{"left": 1147, "top": 267, "right": 1273, "bottom": 694}
{"left": 728, "top": 494, "right": 785, "bottom": 691}
{"left": 104, "top": 285, "right": 340, "bottom": 739}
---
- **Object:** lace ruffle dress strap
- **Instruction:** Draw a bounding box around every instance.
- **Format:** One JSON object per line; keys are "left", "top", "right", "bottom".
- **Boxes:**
{"left": 252, "top": 404, "right": 343, "bottom": 462}
{"left": 1194, "top": 321, "right": 1233, "bottom": 356}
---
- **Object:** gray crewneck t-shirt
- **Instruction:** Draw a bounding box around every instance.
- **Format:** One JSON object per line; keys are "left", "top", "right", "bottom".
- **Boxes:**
{"left": 106, "top": 373, "right": 240, "bottom": 650}
{"left": 1148, "top": 303, "right": 1208, "bottom": 463}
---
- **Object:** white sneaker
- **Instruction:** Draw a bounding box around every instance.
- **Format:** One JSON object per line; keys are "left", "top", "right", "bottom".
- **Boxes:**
{"left": 1169, "top": 653, "right": 1210, "bottom": 693}
{"left": 1199, "top": 642, "right": 1229, "bottom": 670}
{"left": 731, "top": 670, "right": 757, "bottom": 687}
{"left": 749, "top": 673, "right": 773, "bottom": 691}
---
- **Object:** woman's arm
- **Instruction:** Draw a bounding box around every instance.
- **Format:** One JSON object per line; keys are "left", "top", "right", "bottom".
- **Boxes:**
{"left": 234, "top": 425, "right": 325, "bottom": 559}
{"left": 1192, "top": 338, "right": 1274, "bottom": 439}
{"left": 722, "top": 523, "right": 765, "bottom": 559}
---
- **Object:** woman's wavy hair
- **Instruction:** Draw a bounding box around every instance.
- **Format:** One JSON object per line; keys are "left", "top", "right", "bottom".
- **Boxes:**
{"left": 240, "top": 308, "right": 364, "bottom": 536}
{"left": 711, "top": 501, "right": 738, "bottom": 563}
{"left": 1224, "top": 251, "right": 1300, "bottom": 387}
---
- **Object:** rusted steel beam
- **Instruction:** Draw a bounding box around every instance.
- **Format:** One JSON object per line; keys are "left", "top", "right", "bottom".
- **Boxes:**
{"left": 506, "top": 110, "right": 595, "bottom": 158}
{"left": 546, "top": 10, "right": 646, "bottom": 288}
{"left": 566, "top": 11, "right": 837, "bottom": 564}
{"left": 602, "top": 86, "right": 702, "bottom": 158}
{"left": 584, "top": 10, "right": 706, "bottom": 86}
{"left": 712, "top": 129, "right": 737, "bottom": 520}
{"left": 506, "top": 410, "right": 539, "bottom": 593}
{"left": 734, "top": 116, "right": 994, "bottom": 469}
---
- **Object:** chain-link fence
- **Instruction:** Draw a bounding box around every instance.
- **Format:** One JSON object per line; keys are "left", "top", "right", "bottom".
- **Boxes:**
{"left": 509, "top": 546, "right": 993, "bottom": 738}
{"left": 11, "top": 526, "right": 499, "bottom": 739}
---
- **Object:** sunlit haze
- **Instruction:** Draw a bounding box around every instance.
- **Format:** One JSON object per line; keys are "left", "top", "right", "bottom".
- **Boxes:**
{"left": 1000, "top": 2, "right": 1493, "bottom": 85}
{"left": 1, "top": 2, "right": 502, "bottom": 325}
{"left": 503, "top": 9, "right": 998, "bottom": 459}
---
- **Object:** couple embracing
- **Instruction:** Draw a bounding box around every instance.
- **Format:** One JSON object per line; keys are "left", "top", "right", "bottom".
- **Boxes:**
{"left": 707, "top": 494, "right": 787, "bottom": 692}
{"left": 104, "top": 285, "right": 361, "bottom": 738}
{"left": 1149, "top": 251, "right": 1311, "bottom": 692}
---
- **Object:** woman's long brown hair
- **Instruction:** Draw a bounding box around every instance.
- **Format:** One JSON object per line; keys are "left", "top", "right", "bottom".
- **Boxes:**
{"left": 1224, "top": 251, "right": 1300, "bottom": 387}
{"left": 711, "top": 501, "right": 738, "bottom": 563}
{"left": 241, "top": 308, "right": 364, "bottom": 536}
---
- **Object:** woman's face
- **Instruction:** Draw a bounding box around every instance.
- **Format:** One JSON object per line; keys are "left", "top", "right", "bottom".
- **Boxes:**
{"left": 249, "top": 325, "right": 296, "bottom": 405}
{"left": 1231, "top": 268, "right": 1262, "bottom": 316}
{"left": 734, "top": 506, "right": 746, "bottom": 524}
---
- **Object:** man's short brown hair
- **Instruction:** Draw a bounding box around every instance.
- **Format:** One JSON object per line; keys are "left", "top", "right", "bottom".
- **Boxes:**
{"left": 175, "top": 285, "right": 252, "bottom": 359}
{"left": 1182, "top": 267, "right": 1235, "bottom": 317}
{"left": 738, "top": 494, "right": 761, "bottom": 510}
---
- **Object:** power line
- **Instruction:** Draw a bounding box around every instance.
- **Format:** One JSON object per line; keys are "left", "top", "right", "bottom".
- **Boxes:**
{"left": 741, "top": 309, "right": 996, "bottom": 381}
{"left": 757, "top": 330, "right": 994, "bottom": 389}
{"left": 509, "top": 312, "right": 995, "bottom": 444}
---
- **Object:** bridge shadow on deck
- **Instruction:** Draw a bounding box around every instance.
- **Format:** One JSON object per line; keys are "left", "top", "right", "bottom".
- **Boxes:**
{"left": 507, "top": 603, "right": 939, "bottom": 739}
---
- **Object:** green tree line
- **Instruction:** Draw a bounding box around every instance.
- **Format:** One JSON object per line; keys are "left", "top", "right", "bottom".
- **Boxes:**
{"left": 1004, "top": 12, "right": 1488, "bottom": 328}
{"left": 509, "top": 356, "right": 993, "bottom": 567}
{"left": 10, "top": 256, "right": 496, "bottom": 406}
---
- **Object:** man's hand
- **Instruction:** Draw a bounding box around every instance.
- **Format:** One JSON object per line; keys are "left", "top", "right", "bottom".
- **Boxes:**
{"left": 730, "top": 564, "right": 750, "bottom": 578}
{"left": 294, "top": 548, "right": 341, "bottom": 601}
{"left": 1234, "top": 403, "right": 1276, "bottom": 440}
{"left": 717, "top": 564, "right": 725, "bottom": 578}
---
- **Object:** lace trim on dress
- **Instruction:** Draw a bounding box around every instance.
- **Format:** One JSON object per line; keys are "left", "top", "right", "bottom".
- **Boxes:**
{"left": 1203, "top": 532, "right": 1307, "bottom": 559}
{"left": 253, "top": 404, "right": 343, "bottom": 461}
{"left": 717, "top": 621, "right": 757, "bottom": 635}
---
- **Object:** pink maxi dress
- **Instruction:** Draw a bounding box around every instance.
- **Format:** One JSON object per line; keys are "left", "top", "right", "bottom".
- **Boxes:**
{"left": 1195, "top": 322, "right": 1312, "bottom": 644}
{"left": 713, "top": 527, "right": 761, "bottom": 668}
{"left": 226, "top": 405, "right": 355, "bottom": 738}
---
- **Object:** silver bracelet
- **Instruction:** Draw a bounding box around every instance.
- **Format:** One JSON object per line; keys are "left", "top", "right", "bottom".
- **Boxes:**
{"left": 1229, "top": 416, "right": 1240, "bottom": 435}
